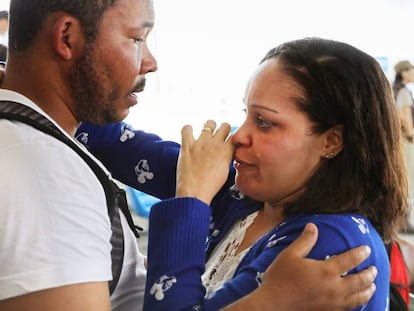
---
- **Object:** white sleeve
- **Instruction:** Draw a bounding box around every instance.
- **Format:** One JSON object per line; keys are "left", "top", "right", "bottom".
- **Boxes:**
{"left": 0, "top": 127, "right": 112, "bottom": 300}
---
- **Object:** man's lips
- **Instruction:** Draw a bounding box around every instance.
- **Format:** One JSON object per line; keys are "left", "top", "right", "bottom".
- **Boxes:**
{"left": 127, "top": 87, "right": 144, "bottom": 104}
{"left": 130, "top": 88, "right": 144, "bottom": 96}
{"left": 131, "top": 78, "right": 146, "bottom": 94}
{"left": 132, "top": 86, "right": 145, "bottom": 93}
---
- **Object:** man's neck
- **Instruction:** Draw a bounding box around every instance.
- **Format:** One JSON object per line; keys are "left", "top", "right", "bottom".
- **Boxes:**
{"left": 3, "top": 58, "right": 80, "bottom": 136}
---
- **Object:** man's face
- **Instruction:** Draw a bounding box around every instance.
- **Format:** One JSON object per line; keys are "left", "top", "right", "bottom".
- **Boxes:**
{"left": 69, "top": 0, "right": 157, "bottom": 125}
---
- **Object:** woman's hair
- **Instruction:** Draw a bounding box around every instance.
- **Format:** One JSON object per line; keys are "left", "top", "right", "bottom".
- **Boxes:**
{"left": 8, "top": 0, "right": 117, "bottom": 53}
{"left": 261, "top": 37, "right": 408, "bottom": 242}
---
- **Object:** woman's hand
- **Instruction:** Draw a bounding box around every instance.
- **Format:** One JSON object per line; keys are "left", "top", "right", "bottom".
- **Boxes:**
{"left": 176, "top": 120, "right": 235, "bottom": 205}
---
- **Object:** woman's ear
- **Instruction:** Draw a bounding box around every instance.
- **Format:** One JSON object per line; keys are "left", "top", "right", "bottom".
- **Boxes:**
{"left": 321, "top": 124, "right": 344, "bottom": 159}
{"left": 52, "top": 14, "right": 85, "bottom": 60}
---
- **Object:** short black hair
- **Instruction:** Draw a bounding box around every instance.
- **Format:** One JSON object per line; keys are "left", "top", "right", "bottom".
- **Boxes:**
{"left": 8, "top": 0, "right": 117, "bottom": 53}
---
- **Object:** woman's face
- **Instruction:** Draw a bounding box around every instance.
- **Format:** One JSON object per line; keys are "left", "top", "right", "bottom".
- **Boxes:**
{"left": 231, "top": 58, "right": 328, "bottom": 206}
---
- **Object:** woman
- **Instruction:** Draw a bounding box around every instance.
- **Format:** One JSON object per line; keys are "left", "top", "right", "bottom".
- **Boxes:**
{"left": 393, "top": 60, "right": 414, "bottom": 234}
{"left": 77, "top": 38, "right": 406, "bottom": 310}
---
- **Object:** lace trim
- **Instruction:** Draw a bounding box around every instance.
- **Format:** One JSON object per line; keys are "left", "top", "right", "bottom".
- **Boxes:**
{"left": 202, "top": 211, "right": 259, "bottom": 297}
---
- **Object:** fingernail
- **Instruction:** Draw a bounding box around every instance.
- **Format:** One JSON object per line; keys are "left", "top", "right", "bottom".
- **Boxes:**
{"left": 365, "top": 245, "right": 371, "bottom": 256}
{"left": 372, "top": 266, "right": 378, "bottom": 277}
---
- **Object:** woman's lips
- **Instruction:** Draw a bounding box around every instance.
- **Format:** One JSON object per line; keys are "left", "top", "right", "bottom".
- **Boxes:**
{"left": 233, "top": 158, "right": 253, "bottom": 169}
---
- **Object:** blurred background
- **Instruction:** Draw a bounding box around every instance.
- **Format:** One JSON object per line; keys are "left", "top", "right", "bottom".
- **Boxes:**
{"left": 1, "top": 0, "right": 414, "bottom": 141}
{"left": 132, "top": 0, "right": 414, "bottom": 142}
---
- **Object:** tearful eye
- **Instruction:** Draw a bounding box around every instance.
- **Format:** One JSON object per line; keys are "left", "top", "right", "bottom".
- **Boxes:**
{"left": 133, "top": 38, "right": 144, "bottom": 57}
{"left": 256, "top": 115, "right": 273, "bottom": 128}
{"left": 133, "top": 37, "right": 144, "bottom": 47}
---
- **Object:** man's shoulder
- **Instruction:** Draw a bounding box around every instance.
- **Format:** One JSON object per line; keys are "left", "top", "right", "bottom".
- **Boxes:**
{"left": 0, "top": 118, "right": 106, "bottom": 199}
{"left": 0, "top": 117, "right": 61, "bottom": 144}
{"left": 0, "top": 119, "right": 86, "bottom": 161}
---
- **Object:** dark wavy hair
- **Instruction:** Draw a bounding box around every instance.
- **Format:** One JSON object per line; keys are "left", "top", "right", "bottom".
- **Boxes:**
{"left": 261, "top": 37, "right": 408, "bottom": 242}
{"left": 8, "top": 0, "right": 118, "bottom": 53}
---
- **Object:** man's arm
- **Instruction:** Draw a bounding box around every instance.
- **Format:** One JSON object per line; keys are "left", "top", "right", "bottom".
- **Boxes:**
{"left": 225, "top": 223, "right": 377, "bottom": 311}
{"left": 0, "top": 282, "right": 111, "bottom": 311}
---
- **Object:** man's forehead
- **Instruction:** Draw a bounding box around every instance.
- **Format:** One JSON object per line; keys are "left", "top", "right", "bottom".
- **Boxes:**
{"left": 107, "top": 0, "right": 154, "bottom": 28}
{"left": 137, "top": 0, "right": 155, "bottom": 24}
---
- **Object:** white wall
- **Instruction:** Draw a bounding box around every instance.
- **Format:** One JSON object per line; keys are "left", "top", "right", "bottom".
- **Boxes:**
{"left": 0, "top": 0, "right": 7, "bottom": 10}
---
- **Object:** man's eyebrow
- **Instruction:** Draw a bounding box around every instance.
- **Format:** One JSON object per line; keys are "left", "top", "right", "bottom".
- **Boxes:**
{"left": 141, "top": 21, "right": 154, "bottom": 28}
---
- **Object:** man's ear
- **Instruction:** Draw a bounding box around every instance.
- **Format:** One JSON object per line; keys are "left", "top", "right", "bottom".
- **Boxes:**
{"left": 52, "top": 14, "right": 84, "bottom": 60}
{"left": 321, "top": 124, "right": 344, "bottom": 159}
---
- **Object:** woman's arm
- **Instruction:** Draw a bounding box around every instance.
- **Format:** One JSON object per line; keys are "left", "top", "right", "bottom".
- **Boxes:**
{"left": 76, "top": 122, "right": 237, "bottom": 201}
{"left": 76, "top": 122, "right": 180, "bottom": 199}
{"left": 144, "top": 204, "right": 376, "bottom": 311}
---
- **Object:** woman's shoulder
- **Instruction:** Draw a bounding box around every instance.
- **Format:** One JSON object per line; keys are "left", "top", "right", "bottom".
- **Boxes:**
{"left": 287, "top": 213, "right": 373, "bottom": 230}
{"left": 268, "top": 213, "right": 384, "bottom": 258}
{"left": 293, "top": 213, "right": 376, "bottom": 235}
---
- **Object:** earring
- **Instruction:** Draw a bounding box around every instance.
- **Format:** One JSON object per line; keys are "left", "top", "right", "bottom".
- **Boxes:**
{"left": 325, "top": 152, "right": 335, "bottom": 159}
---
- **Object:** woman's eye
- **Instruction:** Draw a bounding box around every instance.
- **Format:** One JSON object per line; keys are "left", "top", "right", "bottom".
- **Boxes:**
{"left": 256, "top": 115, "right": 273, "bottom": 128}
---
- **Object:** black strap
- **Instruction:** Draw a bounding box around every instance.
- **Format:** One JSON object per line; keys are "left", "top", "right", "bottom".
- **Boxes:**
{"left": 0, "top": 100, "right": 140, "bottom": 295}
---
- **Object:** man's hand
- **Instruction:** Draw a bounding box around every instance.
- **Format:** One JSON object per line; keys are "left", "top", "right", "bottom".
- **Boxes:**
{"left": 225, "top": 223, "right": 377, "bottom": 311}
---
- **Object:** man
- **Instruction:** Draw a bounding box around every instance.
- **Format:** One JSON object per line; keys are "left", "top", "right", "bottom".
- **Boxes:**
{"left": 0, "top": 0, "right": 375, "bottom": 310}
{"left": 0, "top": 10, "right": 8, "bottom": 47}
{"left": 0, "top": 0, "right": 157, "bottom": 310}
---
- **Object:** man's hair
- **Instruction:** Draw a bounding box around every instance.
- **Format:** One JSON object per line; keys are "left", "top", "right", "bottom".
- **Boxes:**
{"left": 8, "top": 0, "right": 117, "bottom": 53}
{"left": 261, "top": 37, "right": 408, "bottom": 242}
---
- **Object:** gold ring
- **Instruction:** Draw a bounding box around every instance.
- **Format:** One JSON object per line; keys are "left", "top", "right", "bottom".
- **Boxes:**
{"left": 202, "top": 127, "right": 214, "bottom": 134}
